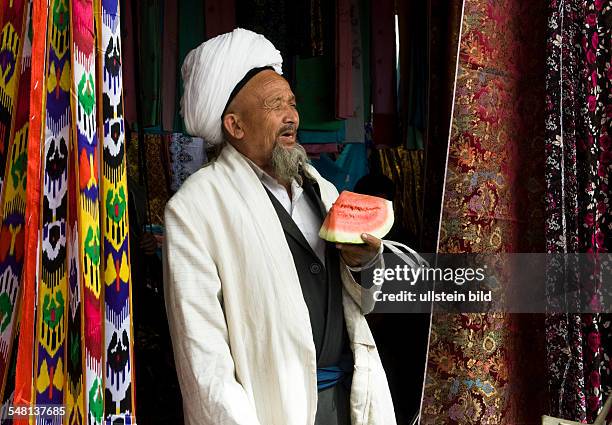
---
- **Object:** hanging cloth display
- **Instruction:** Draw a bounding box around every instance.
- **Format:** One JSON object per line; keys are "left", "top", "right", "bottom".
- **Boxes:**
{"left": 33, "top": 0, "right": 71, "bottom": 415}
{"left": 70, "top": 0, "right": 104, "bottom": 421}
{"left": 160, "top": 0, "right": 178, "bottom": 132}
{"left": 168, "top": 133, "right": 207, "bottom": 193}
{"left": 0, "top": 0, "right": 30, "bottom": 406}
{"left": 344, "top": 0, "right": 365, "bottom": 144}
{"left": 295, "top": 56, "right": 344, "bottom": 133}
{"left": 335, "top": 0, "right": 353, "bottom": 119}
{"left": 421, "top": 0, "right": 549, "bottom": 423}
{"left": 0, "top": 0, "right": 28, "bottom": 194}
{"left": 97, "top": 0, "right": 136, "bottom": 421}
{"left": 370, "top": 0, "right": 398, "bottom": 146}
{"left": 12, "top": 0, "right": 46, "bottom": 418}
{"left": 310, "top": 143, "right": 367, "bottom": 192}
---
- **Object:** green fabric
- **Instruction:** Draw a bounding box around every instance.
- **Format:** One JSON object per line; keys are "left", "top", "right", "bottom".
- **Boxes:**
{"left": 139, "top": 0, "right": 161, "bottom": 127}
{"left": 174, "top": 0, "right": 206, "bottom": 131}
{"left": 298, "top": 123, "right": 346, "bottom": 144}
{"left": 295, "top": 56, "right": 344, "bottom": 132}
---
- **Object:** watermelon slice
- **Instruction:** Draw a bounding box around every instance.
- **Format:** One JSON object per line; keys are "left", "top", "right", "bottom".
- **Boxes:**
{"left": 319, "top": 191, "right": 394, "bottom": 243}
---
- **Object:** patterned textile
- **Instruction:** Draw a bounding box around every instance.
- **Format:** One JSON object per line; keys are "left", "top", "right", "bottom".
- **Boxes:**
{"left": 421, "top": 0, "right": 548, "bottom": 423}
{"left": 97, "top": 0, "right": 135, "bottom": 421}
{"left": 128, "top": 132, "right": 171, "bottom": 226}
{"left": 65, "top": 122, "right": 83, "bottom": 423}
{"left": 168, "top": 133, "right": 206, "bottom": 193}
{"left": 12, "top": 0, "right": 46, "bottom": 418}
{"left": 376, "top": 147, "right": 423, "bottom": 248}
{"left": 0, "top": 0, "right": 30, "bottom": 402}
{"left": 70, "top": 0, "right": 104, "bottom": 422}
{"left": 544, "top": 0, "right": 612, "bottom": 422}
{"left": 0, "top": 0, "right": 28, "bottom": 195}
{"left": 34, "top": 0, "right": 71, "bottom": 416}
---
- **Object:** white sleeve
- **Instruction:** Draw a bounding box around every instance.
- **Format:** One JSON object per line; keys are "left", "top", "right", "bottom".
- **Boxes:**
{"left": 163, "top": 199, "right": 262, "bottom": 425}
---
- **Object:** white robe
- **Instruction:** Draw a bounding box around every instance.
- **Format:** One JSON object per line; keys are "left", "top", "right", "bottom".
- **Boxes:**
{"left": 163, "top": 143, "right": 397, "bottom": 425}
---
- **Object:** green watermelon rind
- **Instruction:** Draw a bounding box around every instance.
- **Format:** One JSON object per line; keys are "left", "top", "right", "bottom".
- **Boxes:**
{"left": 318, "top": 194, "right": 395, "bottom": 244}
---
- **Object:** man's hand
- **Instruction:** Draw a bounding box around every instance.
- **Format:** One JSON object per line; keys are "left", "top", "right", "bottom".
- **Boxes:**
{"left": 336, "top": 233, "right": 382, "bottom": 267}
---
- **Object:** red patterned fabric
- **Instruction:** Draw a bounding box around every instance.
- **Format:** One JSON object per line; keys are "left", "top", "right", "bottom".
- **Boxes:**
{"left": 544, "top": 0, "right": 612, "bottom": 422}
{"left": 421, "top": 0, "right": 548, "bottom": 423}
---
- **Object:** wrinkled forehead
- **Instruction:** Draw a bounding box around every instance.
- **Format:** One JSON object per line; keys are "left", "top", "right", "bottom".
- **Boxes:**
{"left": 249, "top": 71, "right": 293, "bottom": 98}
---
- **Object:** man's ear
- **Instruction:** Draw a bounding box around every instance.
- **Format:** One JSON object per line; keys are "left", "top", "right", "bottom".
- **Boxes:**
{"left": 222, "top": 113, "right": 245, "bottom": 141}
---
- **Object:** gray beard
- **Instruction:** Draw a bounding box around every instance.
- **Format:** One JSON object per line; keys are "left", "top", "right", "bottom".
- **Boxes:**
{"left": 269, "top": 141, "right": 309, "bottom": 186}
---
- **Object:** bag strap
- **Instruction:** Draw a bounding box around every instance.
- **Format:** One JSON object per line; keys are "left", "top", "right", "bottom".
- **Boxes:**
{"left": 380, "top": 240, "right": 429, "bottom": 271}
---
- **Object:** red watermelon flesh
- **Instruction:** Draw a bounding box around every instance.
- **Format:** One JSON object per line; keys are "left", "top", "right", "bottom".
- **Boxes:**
{"left": 319, "top": 191, "right": 394, "bottom": 243}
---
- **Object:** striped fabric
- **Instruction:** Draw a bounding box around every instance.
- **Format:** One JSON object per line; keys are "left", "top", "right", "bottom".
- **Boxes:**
{"left": 70, "top": 0, "right": 104, "bottom": 423}
{"left": 0, "top": 2, "right": 135, "bottom": 422}
{"left": 0, "top": 0, "right": 31, "bottom": 420}
{"left": 97, "top": 0, "right": 135, "bottom": 421}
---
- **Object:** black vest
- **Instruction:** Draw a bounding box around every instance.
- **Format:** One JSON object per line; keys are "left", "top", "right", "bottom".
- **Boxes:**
{"left": 262, "top": 177, "right": 351, "bottom": 368}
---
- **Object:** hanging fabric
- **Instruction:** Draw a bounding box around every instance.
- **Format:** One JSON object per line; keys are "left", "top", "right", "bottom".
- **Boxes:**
{"left": 12, "top": 0, "right": 46, "bottom": 418}
{"left": 70, "top": 0, "right": 104, "bottom": 421}
{"left": 421, "top": 0, "right": 549, "bottom": 423}
{"left": 97, "top": 0, "right": 136, "bottom": 421}
{"left": 310, "top": 143, "right": 367, "bottom": 192}
{"left": 0, "top": 0, "right": 31, "bottom": 409}
{"left": 175, "top": 0, "right": 205, "bottom": 131}
{"left": 66, "top": 111, "right": 84, "bottom": 422}
{"left": 335, "top": 0, "right": 353, "bottom": 119}
{"left": 303, "top": 143, "right": 339, "bottom": 158}
{"left": 168, "top": 133, "right": 207, "bottom": 193}
{"left": 298, "top": 124, "right": 346, "bottom": 144}
{"left": 128, "top": 132, "right": 170, "bottom": 226}
{"left": 160, "top": 0, "right": 178, "bottom": 132}
{"left": 138, "top": 0, "right": 161, "bottom": 129}
{"left": 0, "top": 0, "right": 28, "bottom": 194}
{"left": 33, "top": 0, "right": 71, "bottom": 415}
{"left": 544, "top": 0, "right": 612, "bottom": 422}
{"left": 204, "top": 0, "right": 236, "bottom": 39}
{"left": 397, "top": 0, "right": 427, "bottom": 150}
{"left": 119, "top": 0, "right": 136, "bottom": 126}
{"left": 376, "top": 147, "right": 423, "bottom": 247}
{"left": 295, "top": 56, "right": 344, "bottom": 133}
{"left": 370, "top": 0, "right": 397, "bottom": 146}
{"left": 344, "top": 0, "right": 365, "bottom": 144}
{"left": 420, "top": 0, "right": 462, "bottom": 253}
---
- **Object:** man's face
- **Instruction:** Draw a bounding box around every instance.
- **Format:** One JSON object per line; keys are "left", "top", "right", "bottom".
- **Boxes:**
{"left": 224, "top": 70, "right": 300, "bottom": 169}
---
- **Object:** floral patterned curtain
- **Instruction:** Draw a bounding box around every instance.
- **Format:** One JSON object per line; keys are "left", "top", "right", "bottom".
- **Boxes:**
{"left": 544, "top": 0, "right": 612, "bottom": 422}
{"left": 420, "top": 0, "right": 549, "bottom": 423}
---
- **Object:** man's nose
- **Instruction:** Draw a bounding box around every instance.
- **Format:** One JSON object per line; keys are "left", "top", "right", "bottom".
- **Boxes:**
{"left": 283, "top": 106, "right": 299, "bottom": 125}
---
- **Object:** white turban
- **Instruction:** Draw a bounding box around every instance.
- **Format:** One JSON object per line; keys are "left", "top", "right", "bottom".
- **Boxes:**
{"left": 181, "top": 28, "right": 283, "bottom": 145}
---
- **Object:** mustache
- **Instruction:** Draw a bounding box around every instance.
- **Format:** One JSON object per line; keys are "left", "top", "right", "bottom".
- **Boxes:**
{"left": 277, "top": 124, "right": 297, "bottom": 137}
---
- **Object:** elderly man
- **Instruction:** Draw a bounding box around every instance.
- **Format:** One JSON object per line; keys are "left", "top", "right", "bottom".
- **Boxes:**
{"left": 163, "top": 28, "right": 396, "bottom": 425}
